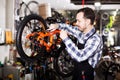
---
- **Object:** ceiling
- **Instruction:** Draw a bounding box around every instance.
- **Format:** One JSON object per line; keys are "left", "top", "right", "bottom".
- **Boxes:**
{"left": 71, "top": 0, "right": 120, "bottom": 5}
{"left": 23, "top": 0, "right": 120, "bottom": 10}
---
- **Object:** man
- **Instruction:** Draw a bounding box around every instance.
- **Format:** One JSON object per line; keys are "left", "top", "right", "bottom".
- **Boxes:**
{"left": 49, "top": 7, "right": 103, "bottom": 80}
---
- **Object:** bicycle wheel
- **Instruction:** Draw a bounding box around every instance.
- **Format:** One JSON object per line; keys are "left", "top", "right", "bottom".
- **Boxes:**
{"left": 105, "top": 63, "right": 120, "bottom": 80}
{"left": 95, "top": 56, "right": 113, "bottom": 80}
{"left": 54, "top": 46, "right": 74, "bottom": 77}
{"left": 16, "top": 14, "right": 47, "bottom": 62}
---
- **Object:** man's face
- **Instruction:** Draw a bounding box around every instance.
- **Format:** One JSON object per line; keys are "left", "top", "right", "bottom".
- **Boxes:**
{"left": 76, "top": 12, "right": 89, "bottom": 32}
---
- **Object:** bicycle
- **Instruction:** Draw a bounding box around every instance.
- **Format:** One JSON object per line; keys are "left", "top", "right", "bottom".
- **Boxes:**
{"left": 16, "top": 3, "right": 74, "bottom": 79}
{"left": 15, "top": 1, "right": 39, "bottom": 31}
{"left": 95, "top": 46, "right": 120, "bottom": 80}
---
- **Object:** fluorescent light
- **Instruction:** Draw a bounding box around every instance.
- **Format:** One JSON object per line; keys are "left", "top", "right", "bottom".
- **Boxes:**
{"left": 94, "top": 2, "right": 101, "bottom": 7}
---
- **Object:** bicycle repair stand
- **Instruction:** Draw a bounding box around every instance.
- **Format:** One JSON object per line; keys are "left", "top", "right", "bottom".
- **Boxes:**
{"left": 23, "top": 61, "right": 45, "bottom": 80}
{"left": 24, "top": 62, "right": 34, "bottom": 80}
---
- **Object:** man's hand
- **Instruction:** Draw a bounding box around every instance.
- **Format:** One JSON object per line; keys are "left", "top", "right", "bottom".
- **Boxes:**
{"left": 60, "top": 30, "right": 68, "bottom": 40}
{"left": 48, "top": 24, "right": 59, "bottom": 31}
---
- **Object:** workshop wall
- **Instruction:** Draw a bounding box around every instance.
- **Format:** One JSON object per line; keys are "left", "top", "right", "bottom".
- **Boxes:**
{"left": 0, "top": 0, "right": 14, "bottom": 64}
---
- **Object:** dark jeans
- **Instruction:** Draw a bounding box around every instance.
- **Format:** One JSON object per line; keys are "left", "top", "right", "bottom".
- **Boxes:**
{"left": 72, "top": 60, "right": 94, "bottom": 80}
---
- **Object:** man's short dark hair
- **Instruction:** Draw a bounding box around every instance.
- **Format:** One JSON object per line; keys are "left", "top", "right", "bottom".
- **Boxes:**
{"left": 77, "top": 7, "right": 95, "bottom": 25}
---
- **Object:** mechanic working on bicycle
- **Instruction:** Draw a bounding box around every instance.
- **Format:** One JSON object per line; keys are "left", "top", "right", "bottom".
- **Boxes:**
{"left": 49, "top": 7, "right": 103, "bottom": 80}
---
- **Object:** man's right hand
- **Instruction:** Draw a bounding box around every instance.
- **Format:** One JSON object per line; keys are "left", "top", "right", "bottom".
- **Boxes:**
{"left": 48, "top": 24, "right": 59, "bottom": 31}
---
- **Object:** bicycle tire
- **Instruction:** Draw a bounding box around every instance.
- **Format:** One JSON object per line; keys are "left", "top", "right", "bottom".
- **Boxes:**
{"left": 16, "top": 14, "right": 47, "bottom": 62}
{"left": 24, "top": 1, "right": 39, "bottom": 16}
{"left": 54, "top": 45, "right": 74, "bottom": 77}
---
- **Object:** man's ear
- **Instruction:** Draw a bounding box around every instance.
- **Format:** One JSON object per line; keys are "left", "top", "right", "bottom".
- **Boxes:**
{"left": 87, "top": 19, "right": 91, "bottom": 24}
{"left": 85, "top": 19, "right": 90, "bottom": 25}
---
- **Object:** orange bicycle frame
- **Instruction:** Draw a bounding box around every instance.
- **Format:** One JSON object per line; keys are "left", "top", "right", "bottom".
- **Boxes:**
{"left": 26, "top": 29, "right": 61, "bottom": 52}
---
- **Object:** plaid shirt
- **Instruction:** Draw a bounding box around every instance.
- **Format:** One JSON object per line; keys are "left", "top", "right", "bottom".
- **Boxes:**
{"left": 58, "top": 23, "right": 103, "bottom": 68}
